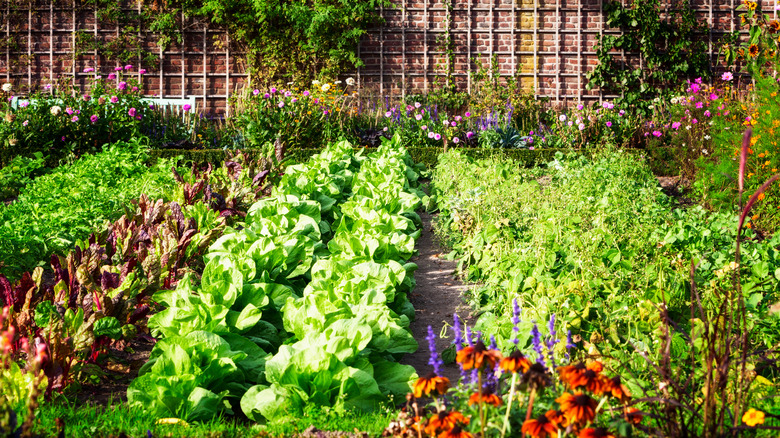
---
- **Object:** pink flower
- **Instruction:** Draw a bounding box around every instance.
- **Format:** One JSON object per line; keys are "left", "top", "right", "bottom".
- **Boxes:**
{"left": 434, "top": 133, "right": 442, "bottom": 140}
{"left": 19, "top": 100, "right": 28, "bottom": 108}
{"left": 22, "top": 120, "right": 28, "bottom": 126}
{"left": 83, "top": 67, "right": 94, "bottom": 73}
{"left": 453, "top": 137, "right": 460, "bottom": 144}
{"left": 132, "top": 86, "right": 138, "bottom": 92}
{"left": 672, "top": 122, "right": 681, "bottom": 130}
{"left": 709, "top": 93, "right": 718, "bottom": 101}
{"left": 65, "top": 107, "right": 74, "bottom": 115}
{"left": 578, "top": 123, "right": 585, "bottom": 130}
{"left": 385, "top": 111, "right": 392, "bottom": 117}
{"left": 90, "top": 114, "right": 99, "bottom": 123}
{"left": 454, "top": 115, "right": 462, "bottom": 121}
{"left": 303, "top": 90, "right": 310, "bottom": 97}
{"left": 278, "top": 101, "right": 284, "bottom": 108}
{"left": 466, "top": 131, "right": 474, "bottom": 139}
{"left": 421, "top": 125, "right": 427, "bottom": 130}
{"left": 71, "top": 115, "right": 79, "bottom": 122}
{"left": 183, "top": 104, "right": 192, "bottom": 112}
{"left": 464, "top": 111, "right": 471, "bottom": 117}
{"left": 128, "top": 108, "right": 136, "bottom": 117}
{"left": 124, "top": 64, "right": 133, "bottom": 70}
{"left": 606, "top": 121, "right": 612, "bottom": 127}
{"left": 263, "top": 93, "right": 270, "bottom": 98}
{"left": 139, "top": 69, "right": 147, "bottom": 75}
{"left": 695, "top": 77, "right": 703, "bottom": 84}
{"left": 114, "top": 67, "right": 123, "bottom": 71}
{"left": 427, "top": 131, "right": 435, "bottom": 138}
{"left": 722, "top": 72, "right": 733, "bottom": 81}
{"left": 270, "top": 87, "right": 277, "bottom": 94}
{"left": 414, "top": 102, "right": 421, "bottom": 108}
{"left": 692, "top": 118, "right": 698, "bottom": 124}
{"left": 577, "top": 104, "right": 584, "bottom": 110}
{"left": 118, "top": 81, "right": 127, "bottom": 90}
{"left": 108, "top": 73, "right": 116, "bottom": 80}
{"left": 652, "top": 130, "right": 662, "bottom": 137}
{"left": 291, "top": 98, "right": 297, "bottom": 103}
{"left": 704, "top": 110, "right": 711, "bottom": 117}
{"left": 110, "top": 96, "right": 118, "bottom": 103}
{"left": 253, "top": 89, "right": 260, "bottom": 95}
{"left": 695, "top": 101, "right": 703, "bottom": 109}
{"left": 451, "top": 121, "right": 457, "bottom": 127}
{"left": 415, "top": 114, "right": 423, "bottom": 121}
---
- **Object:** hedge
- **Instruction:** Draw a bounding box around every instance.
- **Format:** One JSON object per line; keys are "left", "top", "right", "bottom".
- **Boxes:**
{"left": 149, "top": 145, "right": 681, "bottom": 175}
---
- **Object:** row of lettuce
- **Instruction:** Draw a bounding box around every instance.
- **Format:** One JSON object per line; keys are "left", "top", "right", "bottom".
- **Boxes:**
{"left": 127, "top": 135, "right": 425, "bottom": 421}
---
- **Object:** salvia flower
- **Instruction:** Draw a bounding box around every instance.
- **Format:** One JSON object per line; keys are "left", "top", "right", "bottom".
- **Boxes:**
{"left": 426, "top": 325, "right": 444, "bottom": 375}
{"left": 531, "top": 323, "right": 545, "bottom": 366}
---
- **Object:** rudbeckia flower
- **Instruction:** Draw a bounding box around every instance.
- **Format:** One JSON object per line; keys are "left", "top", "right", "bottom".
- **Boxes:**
{"left": 413, "top": 373, "right": 450, "bottom": 398}
{"left": 556, "top": 392, "right": 597, "bottom": 425}
{"left": 438, "top": 424, "right": 473, "bottom": 438}
{"left": 749, "top": 44, "right": 760, "bottom": 57}
{"left": 425, "top": 411, "right": 469, "bottom": 435}
{"left": 456, "top": 341, "right": 502, "bottom": 371}
{"left": 499, "top": 349, "right": 532, "bottom": 374}
{"left": 608, "top": 376, "right": 631, "bottom": 402}
{"left": 468, "top": 388, "right": 503, "bottom": 407}
{"left": 521, "top": 411, "right": 559, "bottom": 438}
{"left": 579, "top": 427, "right": 616, "bottom": 438}
{"left": 624, "top": 407, "right": 642, "bottom": 424}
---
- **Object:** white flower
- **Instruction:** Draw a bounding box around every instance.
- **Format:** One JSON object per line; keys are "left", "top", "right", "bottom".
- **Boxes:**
{"left": 321, "top": 83, "right": 331, "bottom": 92}
{"left": 333, "top": 80, "right": 342, "bottom": 85}
{"left": 50, "top": 105, "right": 62, "bottom": 116}
{"left": 704, "top": 135, "right": 711, "bottom": 140}
{"left": 345, "top": 77, "right": 356, "bottom": 86}
{"left": 702, "top": 149, "right": 709, "bottom": 155}
{"left": 441, "top": 119, "right": 448, "bottom": 126}
{"left": 559, "top": 114, "right": 567, "bottom": 122}
{"left": 670, "top": 97, "right": 679, "bottom": 105}
{"left": 1, "top": 83, "right": 11, "bottom": 93}
{"left": 685, "top": 125, "right": 691, "bottom": 130}
{"left": 648, "top": 105, "right": 655, "bottom": 110}
{"left": 312, "top": 80, "right": 321, "bottom": 86}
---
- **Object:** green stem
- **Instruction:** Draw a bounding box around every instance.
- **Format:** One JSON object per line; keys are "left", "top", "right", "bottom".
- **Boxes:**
{"left": 500, "top": 372, "right": 518, "bottom": 438}
{"left": 478, "top": 371, "right": 485, "bottom": 438}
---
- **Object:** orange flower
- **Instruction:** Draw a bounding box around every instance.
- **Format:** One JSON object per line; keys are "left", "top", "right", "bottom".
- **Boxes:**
{"left": 749, "top": 44, "right": 760, "bottom": 57}
{"left": 770, "top": 20, "right": 780, "bottom": 33}
{"left": 426, "top": 411, "right": 469, "bottom": 435}
{"left": 499, "top": 349, "right": 532, "bottom": 374}
{"left": 468, "top": 388, "right": 503, "bottom": 407}
{"left": 579, "top": 428, "right": 616, "bottom": 438}
{"left": 456, "top": 341, "right": 502, "bottom": 371}
{"left": 624, "top": 407, "right": 642, "bottom": 424}
{"left": 546, "top": 409, "right": 569, "bottom": 428}
{"left": 556, "top": 392, "right": 598, "bottom": 425}
{"left": 742, "top": 408, "right": 765, "bottom": 427}
{"left": 438, "top": 424, "right": 473, "bottom": 438}
{"left": 521, "top": 411, "right": 559, "bottom": 438}
{"left": 607, "top": 376, "right": 631, "bottom": 402}
{"left": 414, "top": 373, "right": 450, "bottom": 398}
{"left": 558, "top": 361, "right": 606, "bottom": 393}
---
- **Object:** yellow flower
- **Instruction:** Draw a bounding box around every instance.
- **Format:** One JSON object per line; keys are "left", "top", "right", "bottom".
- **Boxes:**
{"left": 742, "top": 408, "right": 765, "bottom": 427}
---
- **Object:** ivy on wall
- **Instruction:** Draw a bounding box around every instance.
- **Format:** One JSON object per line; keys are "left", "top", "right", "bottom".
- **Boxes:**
{"left": 586, "top": 0, "right": 711, "bottom": 109}
{"left": 2, "top": 0, "right": 391, "bottom": 84}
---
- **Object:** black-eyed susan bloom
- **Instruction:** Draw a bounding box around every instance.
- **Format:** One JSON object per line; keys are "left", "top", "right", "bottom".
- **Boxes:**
{"left": 456, "top": 340, "right": 502, "bottom": 371}
{"left": 413, "top": 372, "right": 450, "bottom": 398}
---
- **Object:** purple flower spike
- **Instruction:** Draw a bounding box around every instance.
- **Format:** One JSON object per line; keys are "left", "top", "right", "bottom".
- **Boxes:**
{"left": 465, "top": 325, "right": 474, "bottom": 347}
{"left": 565, "top": 329, "right": 575, "bottom": 361}
{"left": 511, "top": 299, "right": 521, "bottom": 345}
{"left": 531, "top": 322, "right": 545, "bottom": 368}
{"left": 546, "top": 314, "right": 559, "bottom": 369}
{"left": 427, "top": 326, "right": 444, "bottom": 375}
{"left": 453, "top": 313, "right": 463, "bottom": 351}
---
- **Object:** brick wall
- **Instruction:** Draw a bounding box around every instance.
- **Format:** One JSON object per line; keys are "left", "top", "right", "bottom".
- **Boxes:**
{"left": 1, "top": 0, "right": 775, "bottom": 112}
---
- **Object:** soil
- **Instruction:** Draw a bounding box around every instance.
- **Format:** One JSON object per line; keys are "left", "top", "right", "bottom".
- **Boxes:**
{"left": 656, "top": 175, "right": 695, "bottom": 207}
{"left": 75, "top": 336, "right": 153, "bottom": 405}
{"left": 400, "top": 210, "right": 473, "bottom": 382}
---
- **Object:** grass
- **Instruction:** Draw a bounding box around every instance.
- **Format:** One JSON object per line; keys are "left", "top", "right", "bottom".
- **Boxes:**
{"left": 33, "top": 398, "right": 395, "bottom": 437}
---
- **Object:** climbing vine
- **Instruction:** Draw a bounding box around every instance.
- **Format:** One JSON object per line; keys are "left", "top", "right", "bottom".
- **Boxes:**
{"left": 3, "top": 0, "right": 390, "bottom": 84}
{"left": 586, "top": 0, "right": 711, "bottom": 109}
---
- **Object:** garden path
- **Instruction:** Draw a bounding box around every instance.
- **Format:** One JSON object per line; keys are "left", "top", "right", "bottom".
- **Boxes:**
{"left": 400, "top": 210, "right": 473, "bottom": 382}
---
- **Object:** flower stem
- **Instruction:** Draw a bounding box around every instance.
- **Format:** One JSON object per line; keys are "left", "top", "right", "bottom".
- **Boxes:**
{"left": 478, "top": 370, "right": 485, "bottom": 438}
{"left": 500, "top": 372, "right": 518, "bottom": 438}
{"left": 525, "top": 386, "right": 537, "bottom": 422}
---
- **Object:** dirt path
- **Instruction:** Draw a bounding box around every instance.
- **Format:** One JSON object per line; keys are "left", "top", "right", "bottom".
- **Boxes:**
{"left": 401, "top": 210, "right": 473, "bottom": 382}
